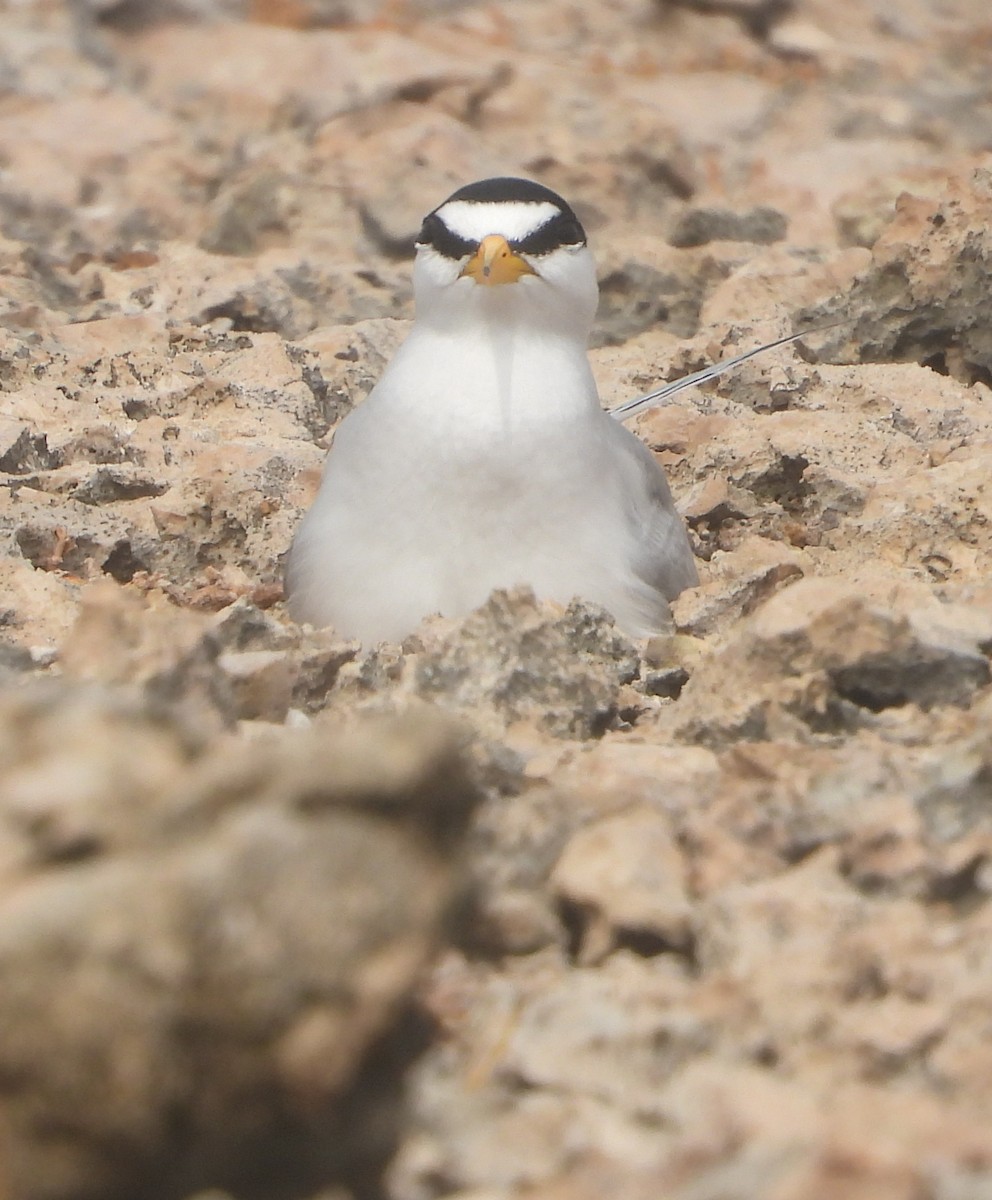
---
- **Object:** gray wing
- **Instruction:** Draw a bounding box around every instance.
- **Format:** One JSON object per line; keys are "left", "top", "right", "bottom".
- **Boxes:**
{"left": 606, "top": 418, "right": 699, "bottom": 603}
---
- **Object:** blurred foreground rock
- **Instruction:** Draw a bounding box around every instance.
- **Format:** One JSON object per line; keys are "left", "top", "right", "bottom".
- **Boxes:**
{"left": 0, "top": 684, "right": 479, "bottom": 1200}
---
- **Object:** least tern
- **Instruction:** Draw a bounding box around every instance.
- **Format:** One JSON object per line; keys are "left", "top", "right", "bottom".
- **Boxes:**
{"left": 286, "top": 177, "right": 700, "bottom": 643}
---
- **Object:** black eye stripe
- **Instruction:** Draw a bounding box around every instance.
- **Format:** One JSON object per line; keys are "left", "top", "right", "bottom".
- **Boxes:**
{"left": 416, "top": 212, "right": 476, "bottom": 260}
{"left": 416, "top": 210, "right": 587, "bottom": 261}
{"left": 511, "top": 213, "right": 586, "bottom": 256}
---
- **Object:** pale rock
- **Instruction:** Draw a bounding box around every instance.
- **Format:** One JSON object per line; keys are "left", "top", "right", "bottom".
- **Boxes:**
{"left": 839, "top": 792, "right": 930, "bottom": 894}
{"left": 216, "top": 649, "right": 295, "bottom": 723}
{"left": 47, "top": 315, "right": 170, "bottom": 361}
{"left": 0, "top": 685, "right": 478, "bottom": 1199}
{"left": 767, "top": 18, "right": 837, "bottom": 59}
{"left": 0, "top": 418, "right": 62, "bottom": 475}
{"left": 128, "top": 23, "right": 494, "bottom": 124}
{"left": 341, "top": 111, "right": 510, "bottom": 254}
{"left": 633, "top": 407, "right": 733, "bottom": 462}
{"left": 680, "top": 473, "right": 759, "bottom": 525}
{"left": 667, "top": 204, "right": 787, "bottom": 249}
{"left": 676, "top": 576, "right": 991, "bottom": 744}
{"left": 0, "top": 554, "right": 81, "bottom": 649}
{"left": 60, "top": 579, "right": 235, "bottom": 730}
{"left": 807, "top": 168, "right": 992, "bottom": 387}
{"left": 628, "top": 73, "right": 774, "bottom": 145}
{"left": 297, "top": 317, "right": 410, "bottom": 430}
{"left": 830, "top": 995, "right": 947, "bottom": 1067}
{"left": 659, "top": 1058, "right": 819, "bottom": 1147}
{"left": 0, "top": 93, "right": 174, "bottom": 209}
{"left": 695, "top": 847, "right": 871, "bottom": 1040}
{"left": 500, "top": 954, "right": 699, "bottom": 1112}
{"left": 2, "top": 484, "right": 142, "bottom": 576}
{"left": 698, "top": 246, "right": 871, "bottom": 328}
{"left": 672, "top": 535, "right": 805, "bottom": 637}
{"left": 550, "top": 806, "right": 693, "bottom": 964}
{"left": 851, "top": 452, "right": 992, "bottom": 584}
{"left": 832, "top": 168, "right": 950, "bottom": 249}
{"left": 400, "top": 589, "right": 640, "bottom": 742}
{"left": 467, "top": 887, "right": 562, "bottom": 958}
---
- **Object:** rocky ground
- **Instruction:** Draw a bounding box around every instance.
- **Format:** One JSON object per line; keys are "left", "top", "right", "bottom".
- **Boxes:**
{"left": 2, "top": 0, "right": 992, "bottom": 1197}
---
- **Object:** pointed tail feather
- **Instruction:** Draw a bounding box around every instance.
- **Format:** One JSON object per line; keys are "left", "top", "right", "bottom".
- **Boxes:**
{"left": 609, "top": 321, "right": 847, "bottom": 422}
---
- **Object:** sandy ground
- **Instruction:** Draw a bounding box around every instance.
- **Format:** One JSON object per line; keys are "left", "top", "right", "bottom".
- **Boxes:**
{"left": 2, "top": 0, "right": 992, "bottom": 1197}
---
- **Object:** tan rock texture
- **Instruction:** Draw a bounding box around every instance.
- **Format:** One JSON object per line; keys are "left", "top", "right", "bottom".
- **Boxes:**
{"left": 2, "top": 0, "right": 992, "bottom": 1198}
{"left": 0, "top": 685, "right": 480, "bottom": 1200}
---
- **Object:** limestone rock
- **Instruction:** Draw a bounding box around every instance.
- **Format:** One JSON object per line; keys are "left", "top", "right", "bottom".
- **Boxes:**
{"left": 675, "top": 577, "right": 992, "bottom": 744}
{"left": 403, "top": 589, "right": 642, "bottom": 741}
{"left": 668, "top": 205, "right": 788, "bottom": 248}
{"left": 807, "top": 167, "right": 992, "bottom": 387}
{"left": 550, "top": 806, "right": 693, "bottom": 964}
{"left": 0, "top": 682, "right": 478, "bottom": 1200}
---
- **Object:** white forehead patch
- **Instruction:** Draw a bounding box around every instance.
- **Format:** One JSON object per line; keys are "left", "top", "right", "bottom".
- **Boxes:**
{"left": 435, "top": 199, "right": 561, "bottom": 244}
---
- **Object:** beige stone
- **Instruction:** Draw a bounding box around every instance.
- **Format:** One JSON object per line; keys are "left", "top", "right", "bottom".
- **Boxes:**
{"left": 550, "top": 806, "right": 693, "bottom": 964}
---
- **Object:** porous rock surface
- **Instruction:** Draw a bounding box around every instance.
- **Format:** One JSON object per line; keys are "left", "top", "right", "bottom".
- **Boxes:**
{"left": 1, "top": 0, "right": 992, "bottom": 1198}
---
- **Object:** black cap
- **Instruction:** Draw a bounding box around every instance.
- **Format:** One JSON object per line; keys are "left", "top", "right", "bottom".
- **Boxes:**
{"left": 416, "top": 177, "right": 587, "bottom": 261}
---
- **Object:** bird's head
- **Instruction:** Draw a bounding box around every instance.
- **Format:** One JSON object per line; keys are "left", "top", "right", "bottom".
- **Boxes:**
{"left": 412, "top": 177, "right": 599, "bottom": 339}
